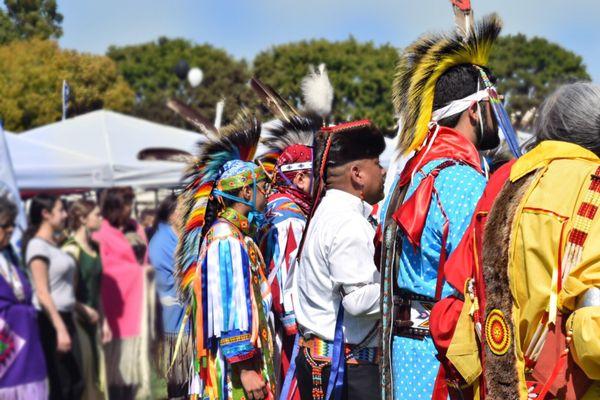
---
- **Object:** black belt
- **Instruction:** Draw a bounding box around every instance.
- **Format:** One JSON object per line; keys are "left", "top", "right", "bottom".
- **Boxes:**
{"left": 393, "top": 290, "right": 436, "bottom": 339}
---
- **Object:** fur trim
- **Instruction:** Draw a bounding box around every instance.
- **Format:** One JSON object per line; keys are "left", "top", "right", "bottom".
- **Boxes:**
{"left": 392, "top": 14, "right": 502, "bottom": 154}
{"left": 482, "top": 171, "right": 536, "bottom": 400}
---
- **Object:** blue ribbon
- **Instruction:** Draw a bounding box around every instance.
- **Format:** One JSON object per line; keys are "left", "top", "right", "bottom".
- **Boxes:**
{"left": 325, "top": 306, "right": 345, "bottom": 400}
{"left": 492, "top": 102, "right": 522, "bottom": 158}
{"left": 279, "top": 334, "right": 300, "bottom": 400}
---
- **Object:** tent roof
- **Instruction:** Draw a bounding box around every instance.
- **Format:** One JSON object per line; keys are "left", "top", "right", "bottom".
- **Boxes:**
{"left": 6, "top": 132, "right": 111, "bottom": 190}
{"left": 21, "top": 110, "right": 202, "bottom": 188}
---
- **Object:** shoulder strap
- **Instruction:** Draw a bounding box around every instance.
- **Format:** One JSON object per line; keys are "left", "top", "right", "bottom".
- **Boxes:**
{"left": 62, "top": 239, "right": 81, "bottom": 262}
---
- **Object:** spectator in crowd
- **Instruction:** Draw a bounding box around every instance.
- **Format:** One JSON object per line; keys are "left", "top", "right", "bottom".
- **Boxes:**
{"left": 140, "top": 208, "right": 156, "bottom": 241}
{"left": 63, "top": 199, "right": 111, "bottom": 400}
{"left": 25, "top": 194, "right": 83, "bottom": 400}
{"left": 0, "top": 195, "right": 48, "bottom": 398}
{"left": 148, "top": 194, "right": 190, "bottom": 399}
{"left": 93, "top": 187, "right": 156, "bottom": 400}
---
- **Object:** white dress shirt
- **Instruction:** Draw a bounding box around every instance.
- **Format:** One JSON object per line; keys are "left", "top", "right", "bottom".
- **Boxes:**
{"left": 294, "top": 189, "right": 380, "bottom": 345}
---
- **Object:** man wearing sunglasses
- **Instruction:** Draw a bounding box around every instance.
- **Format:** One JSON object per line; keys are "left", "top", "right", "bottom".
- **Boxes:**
{"left": 379, "top": 15, "right": 510, "bottom": 400}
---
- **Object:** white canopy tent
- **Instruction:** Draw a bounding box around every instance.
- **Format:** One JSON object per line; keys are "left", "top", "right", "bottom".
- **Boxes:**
{"left": 20, "top": 110, "right": 202, "bottom": 190}
{"left": 6, "top": 132, "right": 111, "bottom": 190}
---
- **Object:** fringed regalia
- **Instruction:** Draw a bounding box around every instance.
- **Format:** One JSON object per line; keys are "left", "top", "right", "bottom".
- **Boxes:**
{"left": 430, "top": 141, "right": 600, "bottom": 400}
{"left": 250, "top": 67, "right": 333, "bottom": 399}
{"left": 174, "top": 112, "right": 276, "bottom": 400}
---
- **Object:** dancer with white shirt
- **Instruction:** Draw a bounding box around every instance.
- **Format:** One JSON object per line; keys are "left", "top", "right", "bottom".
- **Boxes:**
{"left": 293, "top": 120, "right": 386, "bottom": 400}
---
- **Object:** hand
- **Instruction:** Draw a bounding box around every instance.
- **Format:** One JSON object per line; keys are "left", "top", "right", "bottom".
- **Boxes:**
{"left": 56, "top": 328, "right": 72, "bottom": 353}
{"left": 101, "top": 318, "right": 113, "bottom": 344}
{"left": 239, "top": 368, "right": 267, "bottom": 400}
{"left": 86, "top": 307, "right": 100, "bottom": 325}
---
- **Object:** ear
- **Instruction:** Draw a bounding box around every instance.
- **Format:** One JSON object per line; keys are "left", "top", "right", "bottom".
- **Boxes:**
{"left": 468, "top": 102, "right": 480, "bottom": 125}
{"left": 241, "top": 186, "right": 253, "bottom": 201}
{"left": 350, "top": 162, "right": 363, "bottom": 186}
{"left": 41, "top": 208, "right": 52, "bottom": 220}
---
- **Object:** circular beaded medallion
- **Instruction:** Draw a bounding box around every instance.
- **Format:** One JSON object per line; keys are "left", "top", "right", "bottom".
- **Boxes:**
{"left": 485, "top": 309, "right": 511, "bottom": 356}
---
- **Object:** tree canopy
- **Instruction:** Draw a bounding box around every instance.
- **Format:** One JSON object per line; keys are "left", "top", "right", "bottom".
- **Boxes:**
{"left": 0, "top": 39, "right": 134, "bottom": 132}
{"left": 0, "top": 0, "right": 63, "bottom": 44}
{"left": 253, "top": 38, "right": 398, "bottom": 132}
{"left": 107, "top": 37, "right": 253, "bottom": 129}
{"left": 489, "top": 34, "right": 590, "bottom": 128}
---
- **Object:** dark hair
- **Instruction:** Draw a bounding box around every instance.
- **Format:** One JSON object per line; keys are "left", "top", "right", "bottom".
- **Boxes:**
{"left": 67, "top": 199, "right": 97, "bottom": 232}
{"left": 200, "top": 189, "right": 240, "bottom": 241}
{"left": 148, "top": 195, "right": 177, "bottom": 239}
{"left": 100, "top": 187, "right": 134, "bottom": 228}
{"left": 433, "top": 64, "right": 497, "bottom": 128}
{"left": 23, "top": 194, "right": 61, "bottom": 254}
{"left": 140, "top": 208, "right": 155, "bottom": 220}
{"left": 0, "top": 196, "right": 18, "bottom": 226}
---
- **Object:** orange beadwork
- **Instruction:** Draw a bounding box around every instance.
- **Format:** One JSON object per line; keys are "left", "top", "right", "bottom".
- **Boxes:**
{"left": 485, "top": 309, "right": 511, "bottom": 356}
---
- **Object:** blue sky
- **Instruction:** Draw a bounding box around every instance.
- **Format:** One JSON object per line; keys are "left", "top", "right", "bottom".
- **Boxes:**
{"left": 58, "top": 0, "right": 599, "bottom": 82}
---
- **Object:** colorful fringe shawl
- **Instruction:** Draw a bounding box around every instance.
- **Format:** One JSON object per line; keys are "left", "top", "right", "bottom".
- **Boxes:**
{"left": 187, "top": 213, "right": 275, "bottom": 400}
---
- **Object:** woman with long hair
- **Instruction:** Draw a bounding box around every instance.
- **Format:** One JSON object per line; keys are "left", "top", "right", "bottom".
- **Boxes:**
{"left": 93, "top": 187, "right": 156, "bottom": 400}
{"left": 63, "top": 199, "right": 111, "bottom": 400}
{"left": 24, "top": 193, "right": 83, "bottom": 399}
{"left": 0, "top": 195, "right": 48, "bottom": 398}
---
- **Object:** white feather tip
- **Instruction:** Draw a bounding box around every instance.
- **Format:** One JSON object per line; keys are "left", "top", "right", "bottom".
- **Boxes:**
{"left": 301, "top": 63, "right": 334, "bottom": 118}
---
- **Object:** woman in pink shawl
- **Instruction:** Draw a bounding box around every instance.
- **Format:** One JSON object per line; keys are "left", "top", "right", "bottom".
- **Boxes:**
{"left": 93, "top": 187, "right": 156, "bottom": 400}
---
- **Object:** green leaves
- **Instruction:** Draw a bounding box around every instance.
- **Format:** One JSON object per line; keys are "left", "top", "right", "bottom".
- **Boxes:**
{"left": 253, "top": 38, "right": 398, "bottom": 133}
{"left": 1, "top": 0, "right": 63, "bottom": 44}
{"left": 107, "top": 38, "right": 254, "bottom": 130}
{"left": 490, "top": 34, "right": 590, "bottom": 129}
{"left": 0, "top": 39, "right": 134, "bottom": 132}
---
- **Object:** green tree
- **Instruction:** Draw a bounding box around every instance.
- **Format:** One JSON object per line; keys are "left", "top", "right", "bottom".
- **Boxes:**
{"left": 490, "top": 34, "right": 590, "bottom": 129}
{"left": 252, "top": 38, "right": 398, "bottom": 132}
{"left": 107, "top": 37, "right": 254, "bottom": 128}
{"left": 0, "top": 39, "right": 134, "bottom": 132}
{"left": 0, "top": 0, "right": 63, "bottom": 44}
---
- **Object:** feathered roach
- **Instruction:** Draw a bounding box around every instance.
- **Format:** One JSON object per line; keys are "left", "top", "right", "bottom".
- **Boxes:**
{"left": 392, "top": 13, "right": 502, "bottom": 154}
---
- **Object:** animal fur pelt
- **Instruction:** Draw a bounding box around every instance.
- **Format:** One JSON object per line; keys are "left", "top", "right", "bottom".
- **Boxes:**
{"left": 482, "top": 170, "right": 537, "bottom": 400}
{"left": 392, "top": 13, "right": 502, "bottom": 154}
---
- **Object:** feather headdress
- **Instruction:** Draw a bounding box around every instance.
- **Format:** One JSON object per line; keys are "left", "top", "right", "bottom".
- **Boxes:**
{"left": 173, "top": 109, "right": 262, "bottom": 301}
{"left": 393, "top": 13, "right": 502, "bottom": 154}
{"left": 262, "top": 115, "right": 321, "bottom": 154}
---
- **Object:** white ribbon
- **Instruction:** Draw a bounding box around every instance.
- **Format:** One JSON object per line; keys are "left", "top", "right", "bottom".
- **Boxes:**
{"left": 431, "top": 88, "right": 491, "bottom": 123}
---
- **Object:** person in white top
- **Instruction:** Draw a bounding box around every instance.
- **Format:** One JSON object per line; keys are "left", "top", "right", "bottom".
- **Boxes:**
{"left": 294, "top": 120, "right": 386, "bottom": 400}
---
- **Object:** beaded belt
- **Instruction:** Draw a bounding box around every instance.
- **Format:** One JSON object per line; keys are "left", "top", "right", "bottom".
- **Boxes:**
{"left": 393, "top": 291, "right": 436, "bottom": 339}
{"left": 299, "top": 336, "right": 380, "bottom": 365}
{"left": 299, "top": 335, "right": 380, "bottom": 400}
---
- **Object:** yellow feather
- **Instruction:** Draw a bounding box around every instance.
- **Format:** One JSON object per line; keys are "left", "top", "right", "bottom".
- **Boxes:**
{"left": 393, "top": 14, "right": 502, "bottom": 154}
